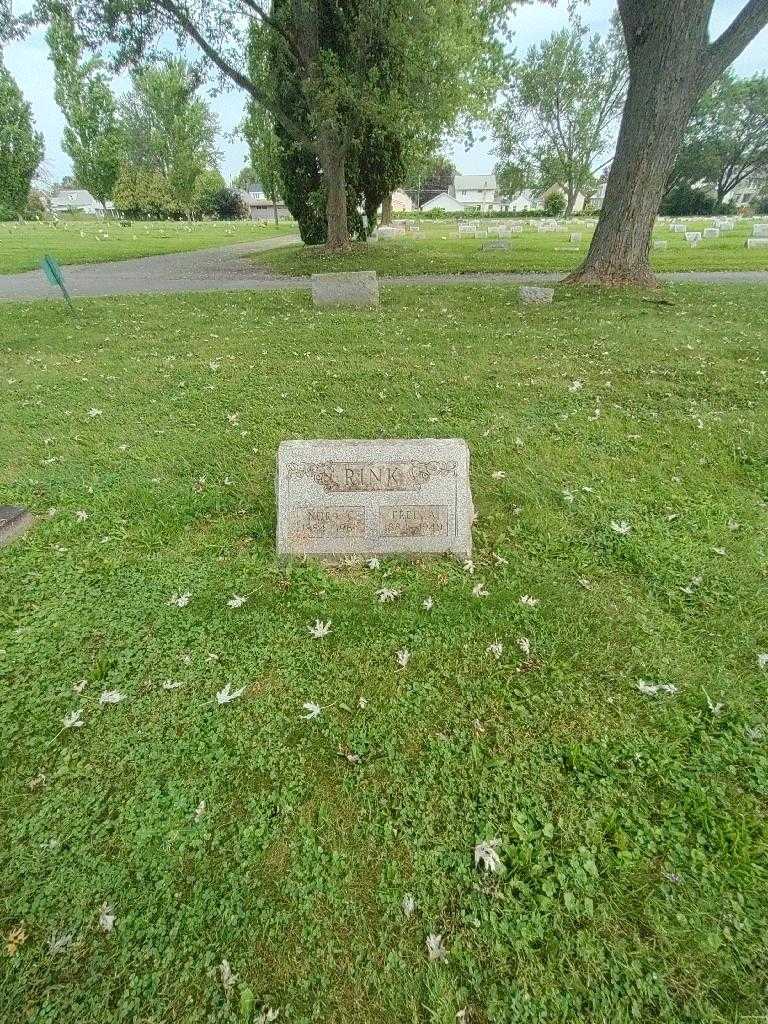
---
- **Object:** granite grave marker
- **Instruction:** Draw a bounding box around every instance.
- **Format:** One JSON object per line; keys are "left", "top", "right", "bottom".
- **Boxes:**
{"left": 276, "top": 438, "right": 473, "bottom": 560}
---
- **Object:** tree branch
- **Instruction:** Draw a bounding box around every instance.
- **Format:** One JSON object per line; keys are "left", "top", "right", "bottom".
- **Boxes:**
{"left": 155, "top": 0, "right": 311, "bottom": 145}
{"left": 239, "top": 0, "right": 307, "bottom": 69}
{"left": 706, "top": 0, "right": 768, "bottom": 82}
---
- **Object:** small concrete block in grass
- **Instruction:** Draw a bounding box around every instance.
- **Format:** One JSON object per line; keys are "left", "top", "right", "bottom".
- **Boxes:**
{"left": 0, "top": 506, "right": 35, "bottom": 547}
{"left": 311, "top": 271, "right": 379, "bottom": 307}
{"left": 520, "top": 286, "right": 554, "bottom": 304}
{"left": 653, "top": 240, "right": 668, "bottom": 249}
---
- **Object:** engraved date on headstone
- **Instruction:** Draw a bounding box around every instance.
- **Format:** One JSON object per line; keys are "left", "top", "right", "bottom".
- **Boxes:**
{"left": 380, "top": 504, "right": 449, "bottom": 538}
{"left": 289, "top": 505, "right": 366, "bottom": 541}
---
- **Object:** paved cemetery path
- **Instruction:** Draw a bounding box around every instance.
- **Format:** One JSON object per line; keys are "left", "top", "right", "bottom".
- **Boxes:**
{"left": 2, "top": 237, "right": 768, "bottom": 301}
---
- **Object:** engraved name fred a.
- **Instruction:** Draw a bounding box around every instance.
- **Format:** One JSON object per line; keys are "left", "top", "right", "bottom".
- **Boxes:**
{"left": 381, "top": 505, "right": 448, "bottom": 538}
{"left": 289, "top": 459, "right": 457, "bottom": 493}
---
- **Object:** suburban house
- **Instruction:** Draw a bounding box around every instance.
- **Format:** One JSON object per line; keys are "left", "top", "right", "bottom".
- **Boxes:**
{"left": 715, "top": 171, "right": 767, "bottom": 210}
{"left": 495, "top": 189, "right": 542, "bottom": 213}
{"left": 420, "top": 191, "right": 466, "bottom": 213}
{"left": 237, "top": 183, "right": 291, "bottom": 221}
{"left": 450, "top": 174, "right": 497, "bottom": 211}
{"left": 417, "top": 173, "right": 603, "bottom": 214}
{"left": 540, "top": 184, "right": 587, "bottom": 213}
{"left": 390, "top": 189, "right": 413, "bottom": 212}
{"left": 49, "top": 189, "right": 114, "bottom": 216}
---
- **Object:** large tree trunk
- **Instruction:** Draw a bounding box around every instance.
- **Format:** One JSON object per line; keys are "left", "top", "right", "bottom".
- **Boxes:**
{"left": 566, "top": 0, "right": 768, "bottom": 287}
{"left": 318, "top": 131, "right": 350, "bottom": 251}
{"left": 568, "top": 58, "right": 699, "bottom": 286}
{"left": 380, "top": 193, "right": 393, "bottom": 226}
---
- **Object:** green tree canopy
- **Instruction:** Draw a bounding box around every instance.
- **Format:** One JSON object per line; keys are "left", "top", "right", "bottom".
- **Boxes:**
{"left": 403, "top": 153, "right": 457, "bottom": 206}
{"left": 118, "top": 58, "right": 219, "bottom": 218}
{"left": 668, "top": 71, "right": 768, "bottom": 205}
{"left": 28, "top": 0, "right": 512, "bottom": 249}
{"left": 493, "top": 16, "right": 627, "bottom": 214}
{"left": 0, "top": 56, "right": 44, "bottom": 216}
{"left": 46, "top": 8, "right": 121, "bottom": 207}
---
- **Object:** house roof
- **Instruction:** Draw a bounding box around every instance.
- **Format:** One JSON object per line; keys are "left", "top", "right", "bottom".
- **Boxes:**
{"left": 51, "top": 189, "right": 98, "bottom": 206}
{"left": 421, "top": 191, "right": 465, "bottom": 211}
{"left": 454, "top": 174, "right": 496, "bottom": 191}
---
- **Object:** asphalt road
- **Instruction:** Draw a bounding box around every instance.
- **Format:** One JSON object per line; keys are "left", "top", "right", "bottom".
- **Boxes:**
{"left": 2, "top": 236, "right": 767, "bottom": 301}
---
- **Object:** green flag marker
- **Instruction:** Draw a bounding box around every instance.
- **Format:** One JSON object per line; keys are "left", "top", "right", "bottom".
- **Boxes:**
{"left": 41, "top": 255, "right": 74, "bottom": 309}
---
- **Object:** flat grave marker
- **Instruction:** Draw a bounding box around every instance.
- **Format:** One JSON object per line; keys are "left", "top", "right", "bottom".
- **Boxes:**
{"left": 0, "top": 506, "right": 35, "bottom": 547}
{"left": 311, "top": 271, "right": 379, "bottom": 308}
{"left": 520, "top": 285, "right": 554, "bottom": 304}
{"left": 276, "top": 438, "right": 473, "bottom": 560}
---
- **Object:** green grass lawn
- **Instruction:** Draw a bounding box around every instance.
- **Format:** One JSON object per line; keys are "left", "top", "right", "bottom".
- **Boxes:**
{"left": 0, "top": 219, "right": 297, "bottom": 275}
{"left": 254, "top": 218, "right": 768, "bottom": 276}
{"left": 1, "top": 284, "right": 767, "bottom": 1023}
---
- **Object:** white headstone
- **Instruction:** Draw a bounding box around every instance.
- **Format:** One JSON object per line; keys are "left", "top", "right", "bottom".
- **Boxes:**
{"left": 311, "top": 271, "right": 379, "bottom": 307}
{"left": 276, "top": 438, "right": 474, "bottom": 560}
{"left": 746, "top": 237, "right": 768, "bottom": 248}
{"left": 569, "top": 232, "right": 582, "bottom": 243}
{"left": 753, "top": 224, "right": 768, "bottom": 238}
{"left": 703, "top": 228, "right": 720, "bottom": 238}
{"left": 685, "top": 232, "right": 702, "bottom": 243}
{"left": 653, "top": 239, "right": 668, "bottom": 249}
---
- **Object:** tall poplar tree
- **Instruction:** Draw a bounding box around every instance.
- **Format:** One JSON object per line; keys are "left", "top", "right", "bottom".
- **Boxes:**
{"left": 46, "top": 8, "right": 120, "bottom": 209}
{"left": 0, "top": 56, "right": 44, "bottom": 216}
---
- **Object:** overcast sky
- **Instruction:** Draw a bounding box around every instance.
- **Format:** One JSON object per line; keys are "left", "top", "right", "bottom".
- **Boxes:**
{"left": 4, "top": 0, "right": 768, "bottom": 186}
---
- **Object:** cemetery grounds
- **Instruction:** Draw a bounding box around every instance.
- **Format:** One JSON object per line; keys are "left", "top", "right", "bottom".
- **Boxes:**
{"left": 1, "top": 281, "right": 767, "bottom": 1023}
{"left": 255, "top": 216, "right": 768, "bottom": 277}
{"left": 0, "top": 219, "right": 297, "bottom": 276}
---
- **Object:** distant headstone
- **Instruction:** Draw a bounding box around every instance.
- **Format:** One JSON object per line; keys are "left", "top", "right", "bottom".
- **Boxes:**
{"left": 653, "top": 239, "right": 668, "bottom": 249}
{"left": 482, "top": 239, "right": 509, "bottom": 251}
{"left": 276, "top": 438, "right": 473, "bottom": 560}
{"left": 703, "top": 228, "right": 720, "bottom": 238}
{"left": 311, "top": 271, "right": 379, "bottom": 307}
{"left": 685, "top": 231, "right": 702, "bottom": 243}
{"left": 0, "top": 506, "right": 34, "bottom": 547}
{"left": 753, "top": 224, "right": 768, "bottom": 238}
{"left": 746, "top": 238, "right": 768, "bottom": 248}
{"left": 520, "top": 285, "right": 554, "bottom": 304}
{"left": 569, "top": 232, "right": 582, "bottom": 243}
{"left": 671, "top": 223, "right": 686, "bottom": 233}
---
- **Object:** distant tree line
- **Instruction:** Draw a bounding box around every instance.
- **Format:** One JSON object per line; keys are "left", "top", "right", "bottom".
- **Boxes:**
{"left": 492, "top": 12, "right": 768, "bottom": 221}
{"left": 3, "top": 0, "right": 768, "bottom": 283}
